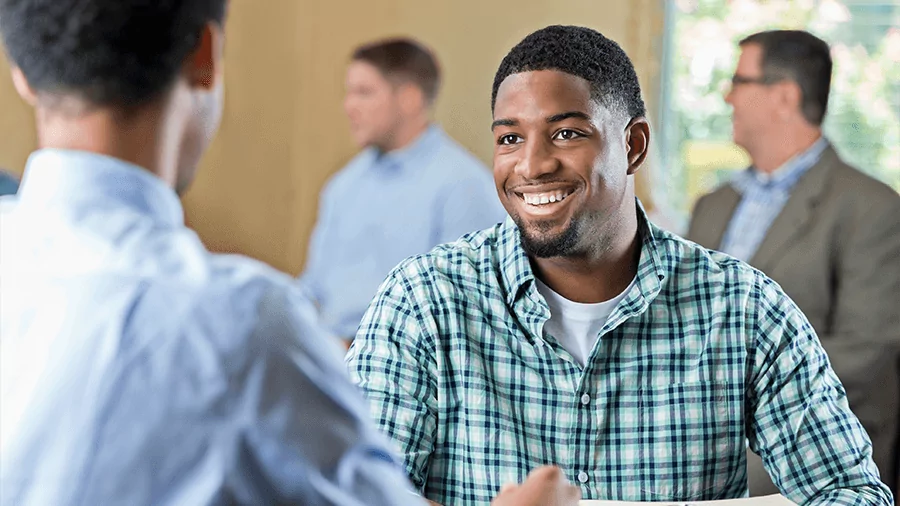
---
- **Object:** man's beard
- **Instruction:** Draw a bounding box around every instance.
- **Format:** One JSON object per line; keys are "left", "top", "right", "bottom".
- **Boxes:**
{"left": 515, "top": 216, "right": 581, "bottom": 258}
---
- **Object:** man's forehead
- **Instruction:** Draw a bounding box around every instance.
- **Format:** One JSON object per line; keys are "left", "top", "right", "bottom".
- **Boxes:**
{"left": 493, "top": 71, "right": 624, "bottom": 126}
{"left": 494, "top": 71, "right": 592, "bottom": 113}
{"left": 496, "top": 70, "right": 590, "bottom": 97}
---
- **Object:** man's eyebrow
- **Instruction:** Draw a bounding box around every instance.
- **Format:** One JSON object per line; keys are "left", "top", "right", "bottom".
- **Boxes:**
{"left": 491, "top": 118, "right": 517, "bottom": 130}
{"left": 491, "top": 111, "right": 592, "bottom": 130}
{"left": 546, "top": 111, "right": 591, "bottom": 123}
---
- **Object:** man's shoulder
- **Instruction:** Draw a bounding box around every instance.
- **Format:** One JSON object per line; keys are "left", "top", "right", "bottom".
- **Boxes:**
{"left": 387, "top": 223, "right": 503, "bottom": 288}
{"left": 653, "top": 224, "right": 768, "bottom": 291}
{"left": 432, "top": 131, "right": 490, "bottom": 174}
{"left": 826, "top": 156, "right": 900, "bottom": 207}
{"left": 141, "top": 250, "right": 319, "bottom": 364}
{"left": 692, "top": 181, "right": 738, "bottom": 212}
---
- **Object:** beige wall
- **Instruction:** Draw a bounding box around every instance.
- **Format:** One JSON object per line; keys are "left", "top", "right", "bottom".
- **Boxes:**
{"left": 0, "top": 53, "right": 36, "bottom": 176}
{"left": 0, "top": 0, "right": 665, "bottom": 274}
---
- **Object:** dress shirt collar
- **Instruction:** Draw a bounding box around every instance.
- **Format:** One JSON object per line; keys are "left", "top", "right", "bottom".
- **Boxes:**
{"left": 732, "top": 136, "right": 828, "bottom": 193}
{"left": 16, "top": 148, "right": 184, "bottom": 228}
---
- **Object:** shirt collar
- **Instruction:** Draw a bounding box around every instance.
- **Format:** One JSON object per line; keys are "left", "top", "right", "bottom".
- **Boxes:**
{"left": 732, "top": 136, "right": 828, "bottom": 192}
{"left": 373, "top": 124, "right": 443, "bottom": 171}
{"left": 16, "top": 148, "right": 184, "bottom": 228}
{"left": 498, "top": 199, "right": 666, "bottom": 309}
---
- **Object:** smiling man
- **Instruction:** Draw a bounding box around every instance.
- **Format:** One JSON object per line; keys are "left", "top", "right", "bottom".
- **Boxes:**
{"left": 347, "top": 25, "right": 892, "bottom": 505}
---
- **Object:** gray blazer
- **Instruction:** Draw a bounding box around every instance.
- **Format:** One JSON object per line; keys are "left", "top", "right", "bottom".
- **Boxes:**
{"left": 688, "top": 145, "right": 900, "bottom": 492}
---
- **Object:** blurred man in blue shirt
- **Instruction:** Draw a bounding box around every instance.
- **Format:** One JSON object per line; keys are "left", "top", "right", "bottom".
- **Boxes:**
{"left": 0, "top": 1, "right": 576, "bottom": 505}
{"left": 300, "top": 38, "right": 506, "bottom": 344}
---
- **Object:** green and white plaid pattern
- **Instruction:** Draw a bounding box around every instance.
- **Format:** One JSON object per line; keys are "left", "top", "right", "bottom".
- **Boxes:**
{"left": 347, "top": 207, "right": 890, "bottom": 506}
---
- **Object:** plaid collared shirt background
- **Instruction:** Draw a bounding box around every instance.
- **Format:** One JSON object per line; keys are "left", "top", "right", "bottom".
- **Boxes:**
{"left": 347, "top": 205, "right": 890, "bottom": 506}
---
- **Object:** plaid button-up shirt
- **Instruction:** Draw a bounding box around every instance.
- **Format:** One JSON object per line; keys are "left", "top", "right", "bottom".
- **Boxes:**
{"left": 347, "top": 207, "right": 890, "bottom": 506}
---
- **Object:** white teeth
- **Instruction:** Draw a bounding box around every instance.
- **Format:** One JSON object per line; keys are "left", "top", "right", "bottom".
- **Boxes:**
{"left": 522, "top": 190, "right": 573, "bottom": 206}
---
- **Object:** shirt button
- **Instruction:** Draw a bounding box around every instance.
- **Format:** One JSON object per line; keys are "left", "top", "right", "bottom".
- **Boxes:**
{"left": 580, "top": 393, "right": 591, "bottom": 405}
{"left": 577, "top": 471, "right": 589, "bottom": 484}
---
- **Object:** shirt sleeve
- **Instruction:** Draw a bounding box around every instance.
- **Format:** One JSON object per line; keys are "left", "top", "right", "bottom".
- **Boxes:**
{"left": 231, "top": 284, "right": 424, "bottom": 506}
{"left": 297, "top": 180, "right": 336, "bottom": 303}
{"left": 745, "top": 274, "right": 893, "bottom": 505}
{"left": 346, "top": 271, "right": 438, "bottom": 493}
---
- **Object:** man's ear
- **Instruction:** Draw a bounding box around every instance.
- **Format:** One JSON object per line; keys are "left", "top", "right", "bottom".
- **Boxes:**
{"left": 625, "top": 117, "right": 650, "bottom": 175}
{"left": 11, "top": 67, "right": 37, "bottom": 106}
{"left": 776, "top": 80, "right": 803, "bottom": 121}
{"left": 184, "top": 22, "right": 225, "bottom": 91}
{"left": 397, "top": 82, "right": 426, "bottom": 115}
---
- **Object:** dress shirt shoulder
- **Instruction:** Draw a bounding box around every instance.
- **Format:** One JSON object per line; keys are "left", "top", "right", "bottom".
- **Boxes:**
{"left": 431, "top": 133, "right": 490, "bottom": 174}
{"left": 379, "top": 223, "right": 503, "bottom": 296}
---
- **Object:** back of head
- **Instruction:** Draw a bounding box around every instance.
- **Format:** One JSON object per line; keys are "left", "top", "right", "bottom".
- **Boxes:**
{"left": 352, "top": 37, "right": 441, "bottom": 105}
{"left": 491, "top": 25, "right": 646, "bottom": 121}
{"left": 740, "top": 30, "right": 832, "bottom": 126}
{"left": 0, "top": 0, "right": 228, "bottom": 111}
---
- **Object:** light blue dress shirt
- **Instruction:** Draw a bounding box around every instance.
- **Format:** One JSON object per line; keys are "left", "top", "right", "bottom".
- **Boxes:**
{"left": 719, "top": 137, "right": 828, "bottom": 261}
{"left": 300, "top": 125, "right": 506, "bottom": 338}
{"left": 0, "top": 149, "right": 422, "bottom": 506}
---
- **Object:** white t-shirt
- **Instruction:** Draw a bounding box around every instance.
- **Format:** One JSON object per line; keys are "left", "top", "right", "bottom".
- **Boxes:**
{"left": 535, "top": 276, "right": 636, "bottom": 367}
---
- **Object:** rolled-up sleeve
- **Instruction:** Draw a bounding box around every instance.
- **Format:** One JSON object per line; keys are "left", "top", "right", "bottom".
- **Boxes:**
{"left": 746, "top": 275, "right": 892, "bottom": 505}
{"left": 346, "top": 272, "right": 438, "bottom": 492}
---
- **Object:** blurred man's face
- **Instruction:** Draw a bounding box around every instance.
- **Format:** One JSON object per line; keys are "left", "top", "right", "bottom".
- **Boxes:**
{"left": 343, "top": 60, "right": 404, "bottom": 150}
{"left": 724, "top": 43, "right": 780, "bottom": 153}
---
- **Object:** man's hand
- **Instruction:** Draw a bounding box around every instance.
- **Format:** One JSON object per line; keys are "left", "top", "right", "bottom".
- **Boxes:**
{"left": 491, "top": 466, "right": 581, "bottom": 506}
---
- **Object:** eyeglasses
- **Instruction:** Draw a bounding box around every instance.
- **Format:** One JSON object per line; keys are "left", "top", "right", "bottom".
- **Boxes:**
{"left": 729, "top": 74, "right": 783, "bottom": 87}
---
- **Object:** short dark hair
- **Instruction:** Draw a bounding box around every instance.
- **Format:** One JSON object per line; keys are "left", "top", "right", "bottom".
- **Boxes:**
{"left": 352, "top": 38, "right": 441, "bottom": 104}
{"left": 0, "top": 0, "right": 228, "bottom": 109}
{"left": 740, "top": 30, "right": 832, "bottom": 125}
{"left": 491, "top": 25, "right": 646, "bottom": 120}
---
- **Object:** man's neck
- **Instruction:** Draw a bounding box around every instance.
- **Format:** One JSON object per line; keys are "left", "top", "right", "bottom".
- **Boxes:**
{"left": 34, "top": 102, "right": 180, "bottom": 189}
{"left": 749, "top": 126, "right": 822, "bottom": 174}
{"left": 531, "top": 218, "right": 641, "bottom": 304}
{"left": 380, "top": 116, "right": 430, "bottom": 153}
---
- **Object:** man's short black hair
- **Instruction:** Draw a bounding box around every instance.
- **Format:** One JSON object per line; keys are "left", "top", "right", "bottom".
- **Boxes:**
{"left": 0, "top": 0, "right": 228, "bottom": 109}
{"left": 740, "top": 30, "right": 832, "bottom": 126}
{"left": 352, "top": 38, "right": 441, "bottom": 105}
{"left": 491, "top": 25, "right": 646, "bottom": 120}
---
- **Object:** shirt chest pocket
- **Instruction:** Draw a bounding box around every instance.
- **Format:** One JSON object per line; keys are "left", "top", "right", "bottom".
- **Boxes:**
{"left": 637, "top": 381, "right": 742, "bottom": 501}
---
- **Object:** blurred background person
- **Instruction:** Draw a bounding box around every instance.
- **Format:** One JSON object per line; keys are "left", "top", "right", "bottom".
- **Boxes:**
{"left": 299, "top": 37, "right": 505, "bottom": 345}
{"left": 688, "top": 29, "right": 900, "bottom": 494}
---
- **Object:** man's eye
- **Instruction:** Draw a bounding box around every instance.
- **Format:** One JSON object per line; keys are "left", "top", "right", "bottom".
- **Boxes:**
{"left": 553, "top": 129, "right": 582, "bottom": 140}
{"left": 498, "top": 134, "right": 521, "bottom": 145}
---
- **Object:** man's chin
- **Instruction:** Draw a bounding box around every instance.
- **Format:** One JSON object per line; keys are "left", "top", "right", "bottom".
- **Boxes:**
{"left": 517, "top": 222, "right": 579, "bottom": 259}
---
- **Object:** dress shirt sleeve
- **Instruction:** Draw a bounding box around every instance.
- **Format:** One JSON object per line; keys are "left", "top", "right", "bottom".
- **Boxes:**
{"left": 436, "top": 172, "right": 506, "bottom": 245}
{"left": 346, "top": 271, "right": 438, "bottom": 493}
{"left": 297, "top": 181, "right": 336, "bottom": 303}
{"left": 745, "top": 275, "right": 893, "bottom": 506}
{"left": 232, "top": 284, "right": 423, "bottom": 506}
